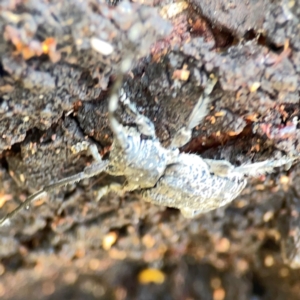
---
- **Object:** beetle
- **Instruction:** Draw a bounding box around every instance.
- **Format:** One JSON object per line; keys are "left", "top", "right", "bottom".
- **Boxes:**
{"left": 1, "top": 72, "right": 297, "bottom": 225}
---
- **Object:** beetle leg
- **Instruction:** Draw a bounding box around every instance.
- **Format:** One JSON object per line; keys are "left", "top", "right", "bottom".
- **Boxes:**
{"left": 171, "top": 74, "right": 218, "bottom": 148}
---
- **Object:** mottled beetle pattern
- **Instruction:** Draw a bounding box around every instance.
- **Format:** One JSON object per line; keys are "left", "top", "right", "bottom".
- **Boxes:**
{"left": 0, "top": 0, "right": 297, "bottom": 224}
{"left": 0, "top": 70, "right": 297, "bottom": 225}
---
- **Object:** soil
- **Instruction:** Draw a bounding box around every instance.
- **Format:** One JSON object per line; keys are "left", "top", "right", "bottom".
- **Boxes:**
{"left": 1, "top": 0, "right": 300, "bottom": 299}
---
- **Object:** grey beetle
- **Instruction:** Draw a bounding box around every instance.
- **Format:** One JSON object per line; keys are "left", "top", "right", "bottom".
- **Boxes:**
{"left": 1, "top": 72, "right": 297, "bottom": 225}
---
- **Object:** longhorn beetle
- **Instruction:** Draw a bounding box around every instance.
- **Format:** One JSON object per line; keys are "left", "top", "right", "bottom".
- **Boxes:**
{"left": 0, "top": 1, "right": 298, "bottom": 224}
{"left": 1, "top": 71, "right": 297, "bottom": 225}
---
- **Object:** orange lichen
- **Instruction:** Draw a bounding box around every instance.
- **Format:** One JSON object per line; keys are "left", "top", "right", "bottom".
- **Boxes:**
{"left": 4, "top": 25, "right": 60, "bottom": 61}
{"left": 172, "top": 69, "right": 190, "bottom": 81}
{"left": 138, "top": 268, "right": 166, "bottom": 284}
